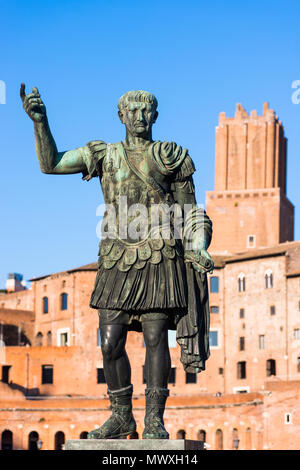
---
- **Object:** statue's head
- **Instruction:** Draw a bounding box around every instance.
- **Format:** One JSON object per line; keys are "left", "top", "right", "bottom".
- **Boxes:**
{"left": 118, "top": 90, "right": 158, "bottom": 138}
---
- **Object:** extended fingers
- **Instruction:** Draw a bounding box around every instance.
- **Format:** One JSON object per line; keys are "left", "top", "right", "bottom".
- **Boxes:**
{"left": 20, "top": 83, "right": 26, "bottom": 102}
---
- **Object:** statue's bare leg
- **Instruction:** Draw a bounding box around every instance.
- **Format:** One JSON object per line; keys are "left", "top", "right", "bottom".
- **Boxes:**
{"left": 88, "top": 323, "right": 136, "bottom": 439}
{"left": 100, "top": 324, "right": 131, "bottom": 390}
{"left": 142, "top": 318, "right": 171, "bottom": 439}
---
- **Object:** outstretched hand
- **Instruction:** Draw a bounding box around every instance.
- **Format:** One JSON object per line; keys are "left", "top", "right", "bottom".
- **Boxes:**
{"left": 20, "top": 83, "right": 47, "bottom": 122}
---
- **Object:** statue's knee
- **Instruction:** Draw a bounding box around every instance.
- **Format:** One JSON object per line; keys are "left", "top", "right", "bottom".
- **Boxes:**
{"left": 101, "top": 339, "right": 114, "bottom": 361}
{"left": 144, "top": 325, "right": 165, "bottom": 350}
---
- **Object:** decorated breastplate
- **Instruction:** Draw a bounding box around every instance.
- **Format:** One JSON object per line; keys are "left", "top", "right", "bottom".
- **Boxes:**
{"left": 98, "top": 143, "right": 183, "bottom": 272}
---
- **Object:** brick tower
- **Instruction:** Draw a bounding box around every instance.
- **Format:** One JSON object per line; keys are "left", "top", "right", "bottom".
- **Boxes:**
{"left": 206, "top": 102, "right": 294, "bottom": 254}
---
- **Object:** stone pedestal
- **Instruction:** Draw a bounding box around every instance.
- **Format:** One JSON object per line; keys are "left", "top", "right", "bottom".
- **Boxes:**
{"left": 65, "top": 439, "right": 204, "bottom": 450}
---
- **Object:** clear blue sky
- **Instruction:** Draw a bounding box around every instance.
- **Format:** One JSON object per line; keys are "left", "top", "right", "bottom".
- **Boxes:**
{"left": 0, "top": 0, "right": 299, "bottom": 288}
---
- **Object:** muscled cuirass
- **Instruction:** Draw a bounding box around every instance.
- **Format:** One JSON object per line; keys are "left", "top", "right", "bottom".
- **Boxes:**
{"left": 97, "top": 142, "right": 183, "bottom": 272}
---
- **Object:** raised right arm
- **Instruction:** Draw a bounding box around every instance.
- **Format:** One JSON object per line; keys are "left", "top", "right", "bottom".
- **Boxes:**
{"left": 20, "top": 84, "right": 86, "bottom": 175}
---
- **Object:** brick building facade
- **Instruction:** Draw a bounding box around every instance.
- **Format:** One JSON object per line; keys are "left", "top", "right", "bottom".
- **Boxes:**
{"left": 0, "top": 103, "right": 299, "bottom": 450}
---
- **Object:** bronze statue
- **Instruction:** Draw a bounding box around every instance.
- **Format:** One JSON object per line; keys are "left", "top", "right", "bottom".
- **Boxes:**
{"left": 21, "top": 84, "right": 214, "bottom": 440}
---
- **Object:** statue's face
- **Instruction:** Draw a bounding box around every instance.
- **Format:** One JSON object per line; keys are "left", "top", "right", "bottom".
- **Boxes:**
{"left": 119, "top": 101, "right": 158, "bottom": 137}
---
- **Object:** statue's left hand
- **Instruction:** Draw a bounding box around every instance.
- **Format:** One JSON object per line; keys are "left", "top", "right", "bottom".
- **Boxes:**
{"left": 192, "top": 249, "right": 214, "bottom": 274}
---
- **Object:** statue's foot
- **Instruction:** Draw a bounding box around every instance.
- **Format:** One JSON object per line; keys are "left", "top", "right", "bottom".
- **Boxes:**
{"left": 142, "top": 419, "right": 169, "bottom": 440}
{"left": 88, "top": 414, "right": 136, "bottom": 440}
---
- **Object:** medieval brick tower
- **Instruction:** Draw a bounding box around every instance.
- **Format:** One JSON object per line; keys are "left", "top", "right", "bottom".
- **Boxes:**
{"left": 206, "top": 102, "right": 294, "bottom": 254}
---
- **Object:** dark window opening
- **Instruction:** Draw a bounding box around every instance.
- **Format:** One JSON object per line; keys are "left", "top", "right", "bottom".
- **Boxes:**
{"left": 185, "top": 372, "right": 197, "bottom": 384}
{"left": 97, "top": 368, "right": 106, "bottom": 384}
{"left": 42, "top": 365, "right": 53, "bottom": 384}
{"left": 176, "top": 429, "right": 186, "bottom": 439}
{"left": 61, "top": 293, "right": 68, "bottom": 310}
{"left": 168, "top": 367, "right": 176, "bottom": 384}
{"left": 237, "top": 361, "right": 246, "bottom": 379}
{"left": 43, "top": 297, "right": 48, "bottom": 314}
{"left": 1, "top": 365, "right": 11, "bottom": 384}
{"left": 1, "top": 430, "right": 13, "bottom": 450}
{"left": 239, "top": 308, "right": 245, "bottom": 319}
{"left": 270, "top": 305, "right": 276, "bottom": 316}
{"left": 239, "top": 337, "right": 245, "bottom": 351}
{"left": 28, "top": 431, "right": 39, "bottom": 451}
{"left": 54, "top": 431, "right": 65, "bottom": 451}
{"left": 266, "top": 359, "right": 276, "bottom": 377}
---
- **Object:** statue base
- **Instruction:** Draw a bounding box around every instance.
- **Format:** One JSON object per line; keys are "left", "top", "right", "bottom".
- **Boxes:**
{"left": 65, "top": 439, "right": 204, "bottom": 450}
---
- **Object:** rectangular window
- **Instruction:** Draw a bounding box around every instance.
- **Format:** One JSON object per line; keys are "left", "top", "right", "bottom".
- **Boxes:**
{"left": 185, "top": 372, "right": 197, "bottom": 384}
{"left": 247, "top": 235, "right": 256, "bottom": 248}
{"left": 97, "top": 368, "right": 106, "bottom": 384}
{"left": 209, "top": 331, "right": 218, "bottom": 347}
{"left": 42, "top": 365, "right": 53, "bottom": 384}
{"left": 259, "top": 335, "right": 265, "bottom": 350}
{"left": 168, "top": 330, "right": 177, "bottom": 348}
{"left": 210, "top": 276, "right": 219, "bottom": 293}
{"left": 168, "top": 367, "right": 176, "bottom": 384}
{"left": 239, "top": 337, "right": 245, "bottom": 351}
{"left": 43, "top": 297, "right": 48, "bottom": 314}
{"left": 210, "top": 306, "right": 219, "bottom": 314}
{"left": 60, "top": 332, "right": 68, "bottom": 346}
{"left": 61, "top": 293, "right": 68, "bottom": 310}
{"left": 239, "top": 308, "right": 245, "bottom": 319}
{"left": 219, "top": 367, "right": 224, "bottom": 375}
{"left": 294, "top": 329, "right": 300, "bottom": 339}
{"left": 270, "top": 305, "right": 276, "bottom": 316}
{"left": 297, "top": 357, "right": 300, "bottom": 373}
{"left": 97, "top": 328, "right": 101, "bottom": 347}
{"left": 1, "top": 365, "right": 11, "bottom": 384}
{"left": 237, "top": 361, "right": 246, "bottom": 379}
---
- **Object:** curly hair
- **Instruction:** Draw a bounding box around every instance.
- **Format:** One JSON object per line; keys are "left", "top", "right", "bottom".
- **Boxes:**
{"left": 118, "top": 90, "right": 158, "bottom": 111}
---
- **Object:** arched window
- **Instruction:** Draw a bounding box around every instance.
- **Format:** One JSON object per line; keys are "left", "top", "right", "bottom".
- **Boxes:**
{"left": 198, "top": 429, "right": 206, "bottom": 443}
{"left": 54, "top": 431, "right": 65, "bottom": 450}
{"left": 176, "top": 429, "right": 186, "bottom": 439}
{"left": 35, "top": 332, "right": 43, "bottom": 347}
{"left": 42, "top": 297, "right": 48, "bottom": 314}
{"left": 47, "top": 331, "right": 52, "bottom": 346}
{"left": 232, "top": 428, "right": 239, "bottom": 450}
{"left": 28, "top": 431, "right": 39, "bottom": 450}
{"left": 80, "top": 431, "right": 89, "bottom": 439}
{"left": 266, "top": 359, "right": 276, "bottom": 376}
{"left": 245, "top": 427, "right": 252, "bottom": 450}
{"left": 238, "top": 273, "right": 246, "bottom": 292}
{"left": 60, "top": 293, "right": 68, "bottom": 310}
{"left": 215, "top": 429, "right": 223, "bottom": 450}
{"left": 1, "top": 430, "right": 13, "bottom": 450}
{"left": 265, "top": 270, "right": 273, "bottom": 289}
